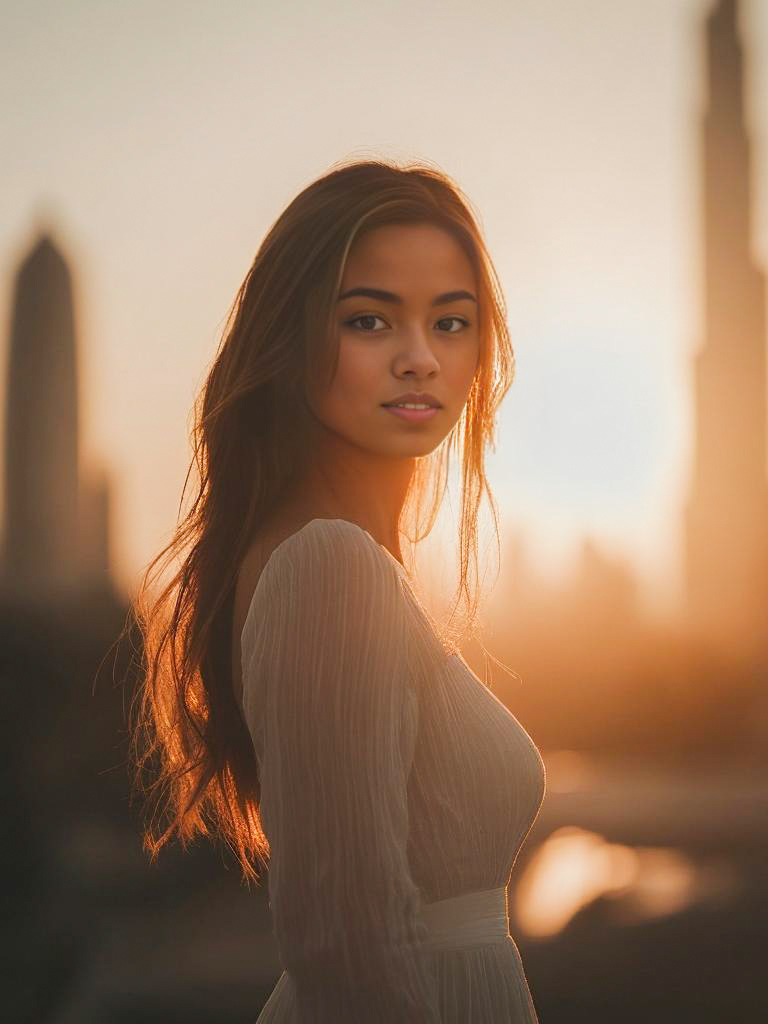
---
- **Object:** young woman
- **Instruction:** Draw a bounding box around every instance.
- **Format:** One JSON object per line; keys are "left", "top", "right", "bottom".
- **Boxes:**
{"left": 130, "top": 158, "right": 546, "bottom": 1022}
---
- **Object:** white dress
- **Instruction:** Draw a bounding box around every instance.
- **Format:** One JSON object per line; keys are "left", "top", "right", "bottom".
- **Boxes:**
{"left": 240, "top": 518, "right": 546, "bottom": 1022}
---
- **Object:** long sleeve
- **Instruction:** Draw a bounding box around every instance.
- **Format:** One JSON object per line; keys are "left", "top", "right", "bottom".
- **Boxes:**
{"left": 241, "top": 519, "right": 441, "bottom": 1023}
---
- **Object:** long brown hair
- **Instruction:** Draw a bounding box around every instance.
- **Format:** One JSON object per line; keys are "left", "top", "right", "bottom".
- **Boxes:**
{"left": 127, "top": 155, "right": 516, "bottom": 883}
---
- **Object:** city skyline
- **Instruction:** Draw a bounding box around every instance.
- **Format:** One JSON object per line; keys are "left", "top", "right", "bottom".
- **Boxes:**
{"left": 1, "top": 0, "right": 767, "bottom": 620}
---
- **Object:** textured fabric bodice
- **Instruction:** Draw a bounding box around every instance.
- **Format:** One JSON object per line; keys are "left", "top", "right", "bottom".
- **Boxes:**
{"left": 240, "top": 518, "right": 546, "bottom": 1022}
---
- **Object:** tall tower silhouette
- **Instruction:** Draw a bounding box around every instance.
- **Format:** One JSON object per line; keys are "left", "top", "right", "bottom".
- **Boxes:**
{"left": 1, "top": 228, "right": 115, "bottom": 603}
{"left": 3, "top": 233, "right": 80, "bottom": 599}
{"left": 683, "top": 0, "right": 768, "bottom": 661}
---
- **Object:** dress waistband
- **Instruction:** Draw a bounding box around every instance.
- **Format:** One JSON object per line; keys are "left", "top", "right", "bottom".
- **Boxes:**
{"left": 420, "top": 886, "right": 510, "bottom": 952}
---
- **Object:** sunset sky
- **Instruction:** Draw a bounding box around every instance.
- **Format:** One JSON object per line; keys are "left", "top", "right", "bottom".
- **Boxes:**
{"left": 1, "top": 0, "right": 767, "bottom": 614}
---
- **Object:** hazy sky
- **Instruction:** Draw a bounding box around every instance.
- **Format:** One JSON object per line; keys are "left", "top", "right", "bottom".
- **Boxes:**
{"left": 1, "top": 0, "right": 766, "bottom": 614}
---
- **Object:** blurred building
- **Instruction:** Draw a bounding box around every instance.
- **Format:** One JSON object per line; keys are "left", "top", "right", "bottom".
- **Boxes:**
{"left": 683, "top": 0, "right": 768, "bottom": 663}
{"left": 0, "top": 231, "right": 116, "bottom": 606}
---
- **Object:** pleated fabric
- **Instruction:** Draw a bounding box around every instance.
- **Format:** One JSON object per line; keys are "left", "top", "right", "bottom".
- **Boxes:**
{"left": 240, "top": 518, "right": 546, "bottom": 1023}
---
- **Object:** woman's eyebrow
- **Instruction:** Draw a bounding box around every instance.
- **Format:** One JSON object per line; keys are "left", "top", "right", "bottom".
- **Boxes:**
{"left": 337, "top": 287, "right": 477, "bottom": 305}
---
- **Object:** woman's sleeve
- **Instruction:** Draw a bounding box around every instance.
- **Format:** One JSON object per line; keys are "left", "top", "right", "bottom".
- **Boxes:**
{"left": 242, "top": 519, "right": 441, "bottom": 1023}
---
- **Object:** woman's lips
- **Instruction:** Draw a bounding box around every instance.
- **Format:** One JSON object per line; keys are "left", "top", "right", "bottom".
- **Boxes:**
{"left": 382, "top": 405, "right": 440, "bottom": 423}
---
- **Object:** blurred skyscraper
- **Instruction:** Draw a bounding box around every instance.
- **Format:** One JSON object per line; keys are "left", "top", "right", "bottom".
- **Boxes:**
{"left": 684, "top": 0, "right": 768, "bottom": 662}
{"left": 1, "top": 230, "right": 115, "bottom": 604}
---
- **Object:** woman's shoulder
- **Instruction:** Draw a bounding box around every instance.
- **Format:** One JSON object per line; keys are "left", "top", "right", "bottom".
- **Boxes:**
{"left": 265, "top": 520, "right": 408, "bottom": 607}
{"left": 236, "top": 517, "right": 393, "bottom": 644}
{"left": 252, "top": 516, "right": 386, "bottom": 580}
{"left": 234, "top": 517, "right": 413, "bottom": 710}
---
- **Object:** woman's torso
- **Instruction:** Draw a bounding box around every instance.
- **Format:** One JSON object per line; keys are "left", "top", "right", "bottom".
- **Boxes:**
{"left": 235, "top": 515, "right": 547, "bottom": 895}
{"left": 239, "top": 517, "right": 547, "bottom": 1021}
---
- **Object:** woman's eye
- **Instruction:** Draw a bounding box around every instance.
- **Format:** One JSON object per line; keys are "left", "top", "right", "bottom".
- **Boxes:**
{"left": 345, "top": 315, "right": 469, "bottom": 333}
{"left": 347, "top": 314, "right": 388, "bottom": 332}
{"left": 436, "top": 316, "right": 469, "bottom": 333}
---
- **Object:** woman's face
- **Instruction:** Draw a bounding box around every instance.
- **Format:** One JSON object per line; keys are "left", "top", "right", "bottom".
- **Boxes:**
{"left": 308, "top": 222, "right": 481, "bottom": 460}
